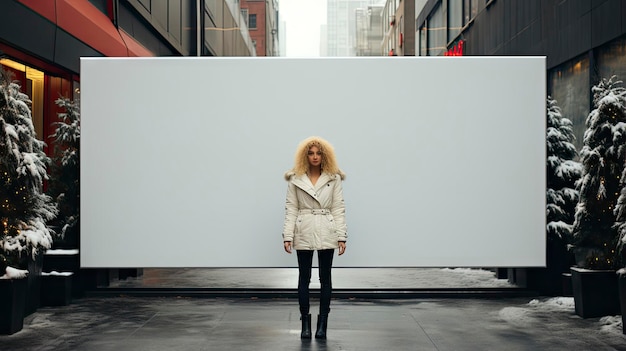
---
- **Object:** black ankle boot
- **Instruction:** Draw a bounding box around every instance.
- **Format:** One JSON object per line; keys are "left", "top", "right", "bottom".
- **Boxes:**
{"left": 315, "top": 314, "right": 328, "bottom": 339}
{"left": 300, "top": 314, "right": 312, "bottom": 339}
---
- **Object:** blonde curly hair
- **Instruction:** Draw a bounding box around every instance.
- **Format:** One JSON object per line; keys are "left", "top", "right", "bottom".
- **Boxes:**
{"left": 291, "top": 136, "right": 342, "bottom": 177}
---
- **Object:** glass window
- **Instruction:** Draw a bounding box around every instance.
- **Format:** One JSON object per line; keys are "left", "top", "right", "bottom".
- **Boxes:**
{"left": 448, "top": 0, "right": 462, "bottom": 43}
{"left": 385, "top": 2, "right": 394, "bottom": 30}
{"left": 419, "top": 25, "right": 427, "bottom": 56}
{"left": 548, "top": 55, "right": 590, "bottom": 153}
{"left": 249, "top": 14, "right": 257, "bottom": 29}
{"left": 0, "top": 59, "right": 44, "bottom": 140}
{"left": 463, "top": 0, "right": 478, "bottom": 26}
{"left": 204, "top": 12, "right": 220, "bottom": 52}
{"left": 241, "top": 8, "right": 249, "bottom": 26}
{"left": 427, "top": 3, "right": 444, "bottom": 56}
{"left": 399, "top": 16, "right": 403, "bottom": 48}
{"left": 596, "top": 36, "right": 626, "bottom": 88}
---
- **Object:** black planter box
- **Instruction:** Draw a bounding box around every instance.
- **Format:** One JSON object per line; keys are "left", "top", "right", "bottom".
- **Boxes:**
{"left": 41, "top": 273, "right": 73, "bottom": 306}
{"left": 618, "top": 273, "right": 626, "bottom": 334}
{"left": 43, "top": 250, "right": 79, "bottom": 272}
{"left": 78, "top": 269, "right": 112, "bottom": 293}
{"left": 0, "top": 278, "right": 27, "bottom": 335}
{"left": 507, "top": 268, "right": 526, "bottom": 286}
{"left": 43, "top": 250, "right": 87, "bottom": 297}
{"left": 571, "top": 267, "right": 620, "bottom": 318}
{"left": 507, "top": 240, "right": 573, "bottom": 296}
{"left": 495, "top": 268, "right": 508, "bottom": 279}
{"left": 119, "top": 268, "right": 144, "bottom": 280}
{"left": 562, "top": 273, "right": 573, "bottom": 297}
{"left": 25, "top": 254, "right": 43, "bottom": 317}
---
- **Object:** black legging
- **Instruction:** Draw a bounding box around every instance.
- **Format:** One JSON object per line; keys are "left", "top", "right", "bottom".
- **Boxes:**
{"left": 296, "top": 249, "right": 334, "bottom": 315}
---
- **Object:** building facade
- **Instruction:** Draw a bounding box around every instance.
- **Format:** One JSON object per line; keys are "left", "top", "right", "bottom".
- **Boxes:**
{"left": 383, "top": 0, "right": 417, "bottom": 56}
{"left": 415, "top": 0, "right": 626, "bottom": 151}
{"left": 0, "top": 0, "right": 262, "bottom": 155}
{"left": 240, "top": 0, "right": 279, "bottom": 56}
{"left": 414, "top": 0, "right": 626, "bottom": 294}
{"left": 355, "top": 5, "right": 384, "bottom": 56}
{"left": 0, "top": 0, "right": 285, "bottom": 294}
{"left": 326, "top": 0, "right": 370, "bottom": 56}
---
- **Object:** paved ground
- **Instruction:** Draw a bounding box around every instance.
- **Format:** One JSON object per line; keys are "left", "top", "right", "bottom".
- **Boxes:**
{"left": 2, "top": 268, "right": 626, "bottom": 350}
{"left": 2, "top": 296, "right": 626, "bottom": 351}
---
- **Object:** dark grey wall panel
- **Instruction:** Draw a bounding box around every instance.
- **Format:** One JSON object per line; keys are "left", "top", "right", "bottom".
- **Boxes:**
{"left": 0, "top": 1, "right": 55, "bottom": 62}
{"left": 0, "top": 1, "right": 101, "bottom": 74}
{"left": 622, "top": 1, "right": 626, "bottom": 34}
{"left": 183, "top": 0, "right": 195, "bottom": 54}
{"left": 124, "top": 0, "right": 193, "bottom": 55}
{"left": 152, "top": 0, "right": 168, "bottom": 33}
{"left": 119, "top": 2, "right": 177, "bottom": 56}
{"left": 418, "top": 0, "right": 626, "bottom": 69}
{"left": 486, "top": 1, "right": 505, "bottom": 54}
{"left": 553, "top": 10, "right": 590, "bottom": 68}
{"left": 591, "top": 0, "right": 622, "bottom": 48}
{"left": 88, "top": 0, "right": 109, "bottom": 15}
{"left": 137, "top": 0, "right": 150, "bottom": 12}
{"left": 169, "top": 0, "right": 182, "bottom": 43}
{"left": 54, "top": 29, "right": 102, "bottom": 73}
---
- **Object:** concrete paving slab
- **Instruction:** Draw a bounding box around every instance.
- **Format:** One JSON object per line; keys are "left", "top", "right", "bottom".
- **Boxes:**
{"left": 2, "top": 296, "right": 625, "bottom": 351}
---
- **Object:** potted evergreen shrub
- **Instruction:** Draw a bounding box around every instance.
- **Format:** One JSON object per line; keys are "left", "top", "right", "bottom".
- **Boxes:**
{"left": 44, "top": 96, "right": 81, "bottom": 300}
{"left": 541, "top": 96, "right": 580, "bottom": 296}
{"left": 47, "top": 97, "right": 80, "bottom": 249}
{"left": 612, "top": 78, "right": 626, "bottom": 332}
{"left": 571, "top": 76, "right": 626, "bottom": 318}
{"left": 0, "top": 70, "right": 57, "bottom": 334}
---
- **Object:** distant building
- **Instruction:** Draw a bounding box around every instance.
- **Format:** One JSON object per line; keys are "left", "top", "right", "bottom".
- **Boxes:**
{"left": 241, "top": 0, "right": 279, "bottom": 56}
{"left": 382, "top": 0, "right": 420, "bottom": 56}
{"left": 355, "top": 6, "right": 384, "bottom": 56}
{"left": 326, "top": 0, "right": 369, "bottom": 56}
{"left": 320, "top": 25, "right": 329, "bottom": 57}
{"left": 279, "top": 21, "right": 287, "bottom": 56}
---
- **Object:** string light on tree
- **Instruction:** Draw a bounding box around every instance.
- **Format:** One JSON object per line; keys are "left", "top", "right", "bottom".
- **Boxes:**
{"left": 0, "top": 68, "right": 58, "bottom": 272}
{"left": 573, "top": 75, "right": 626, "bottom": 270}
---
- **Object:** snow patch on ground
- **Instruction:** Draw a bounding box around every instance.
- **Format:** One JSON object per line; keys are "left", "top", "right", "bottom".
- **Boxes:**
{"left": 528, "top": 296, "right": 575, "bottom": 311}
{"left": 500, "top": 297, "right": 625, "bottom": 338}
{"left": 499, "top": 306, "right": 536, "bottom": 327}
{"left": 599, "top": 316, "right": 623, "bottom": 334}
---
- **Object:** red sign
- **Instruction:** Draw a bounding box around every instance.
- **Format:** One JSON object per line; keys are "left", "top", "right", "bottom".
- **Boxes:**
{"left": 444, "top": 40, "right": 465, "bottom": 56}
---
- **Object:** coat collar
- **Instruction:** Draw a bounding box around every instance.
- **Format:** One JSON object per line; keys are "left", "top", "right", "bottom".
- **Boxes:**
{"left": 291, "top": 173, "right": 335, "bottom": 200}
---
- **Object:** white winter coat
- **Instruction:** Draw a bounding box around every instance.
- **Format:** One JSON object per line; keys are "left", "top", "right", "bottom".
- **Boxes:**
{"left": 282, "top": 171, "right": 347, "bottom": 250}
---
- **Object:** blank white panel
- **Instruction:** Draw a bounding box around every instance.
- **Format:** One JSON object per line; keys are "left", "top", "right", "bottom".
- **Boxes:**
{"left": 80, "top": 57, "right": 546, "bottom": 268}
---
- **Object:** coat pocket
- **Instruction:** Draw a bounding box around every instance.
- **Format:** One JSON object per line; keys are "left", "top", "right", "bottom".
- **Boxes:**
{"left": 295, "top": 215, "right": 303, "bottom": 233}
{"left": 323, "top": 214, "right": 337, "bottom": 236}
{"left": 294, "top": 215, "right": 311, "bottom": 248}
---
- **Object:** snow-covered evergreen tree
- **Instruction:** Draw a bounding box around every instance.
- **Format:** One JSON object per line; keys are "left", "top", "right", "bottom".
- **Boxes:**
{"left": 573, "top": 76, "right": 626, "bottom": 270}
{"left": 0, "top": 70, "right": 57, "bottom": 276}
{"left": 611, "top": 87, "right": 626, "bottom": 269}
{"left": 546, "top": 96, "right": 581, "bottom": 241}
{"left": 47, "top": 97, "right": 80, "bottom": 248}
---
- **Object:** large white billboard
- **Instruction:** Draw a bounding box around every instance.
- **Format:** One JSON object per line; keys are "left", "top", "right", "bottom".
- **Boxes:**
{"left": 80, "top": 57, "right": 546, "bottom": 268}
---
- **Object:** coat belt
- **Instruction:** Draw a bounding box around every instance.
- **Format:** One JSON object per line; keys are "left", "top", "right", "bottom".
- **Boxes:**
{"left": 299, "top": 209, "right": 330, "bottom": 215}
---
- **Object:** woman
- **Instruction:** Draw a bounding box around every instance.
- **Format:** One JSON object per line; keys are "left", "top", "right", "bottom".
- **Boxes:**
{"left": 282, "top": 136, "right": 347, "bottom": 340}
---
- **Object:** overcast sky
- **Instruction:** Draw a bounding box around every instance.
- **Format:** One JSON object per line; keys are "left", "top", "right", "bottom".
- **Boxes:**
{"left": 278, "top": 0, "right": 327, "bottom": 57}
